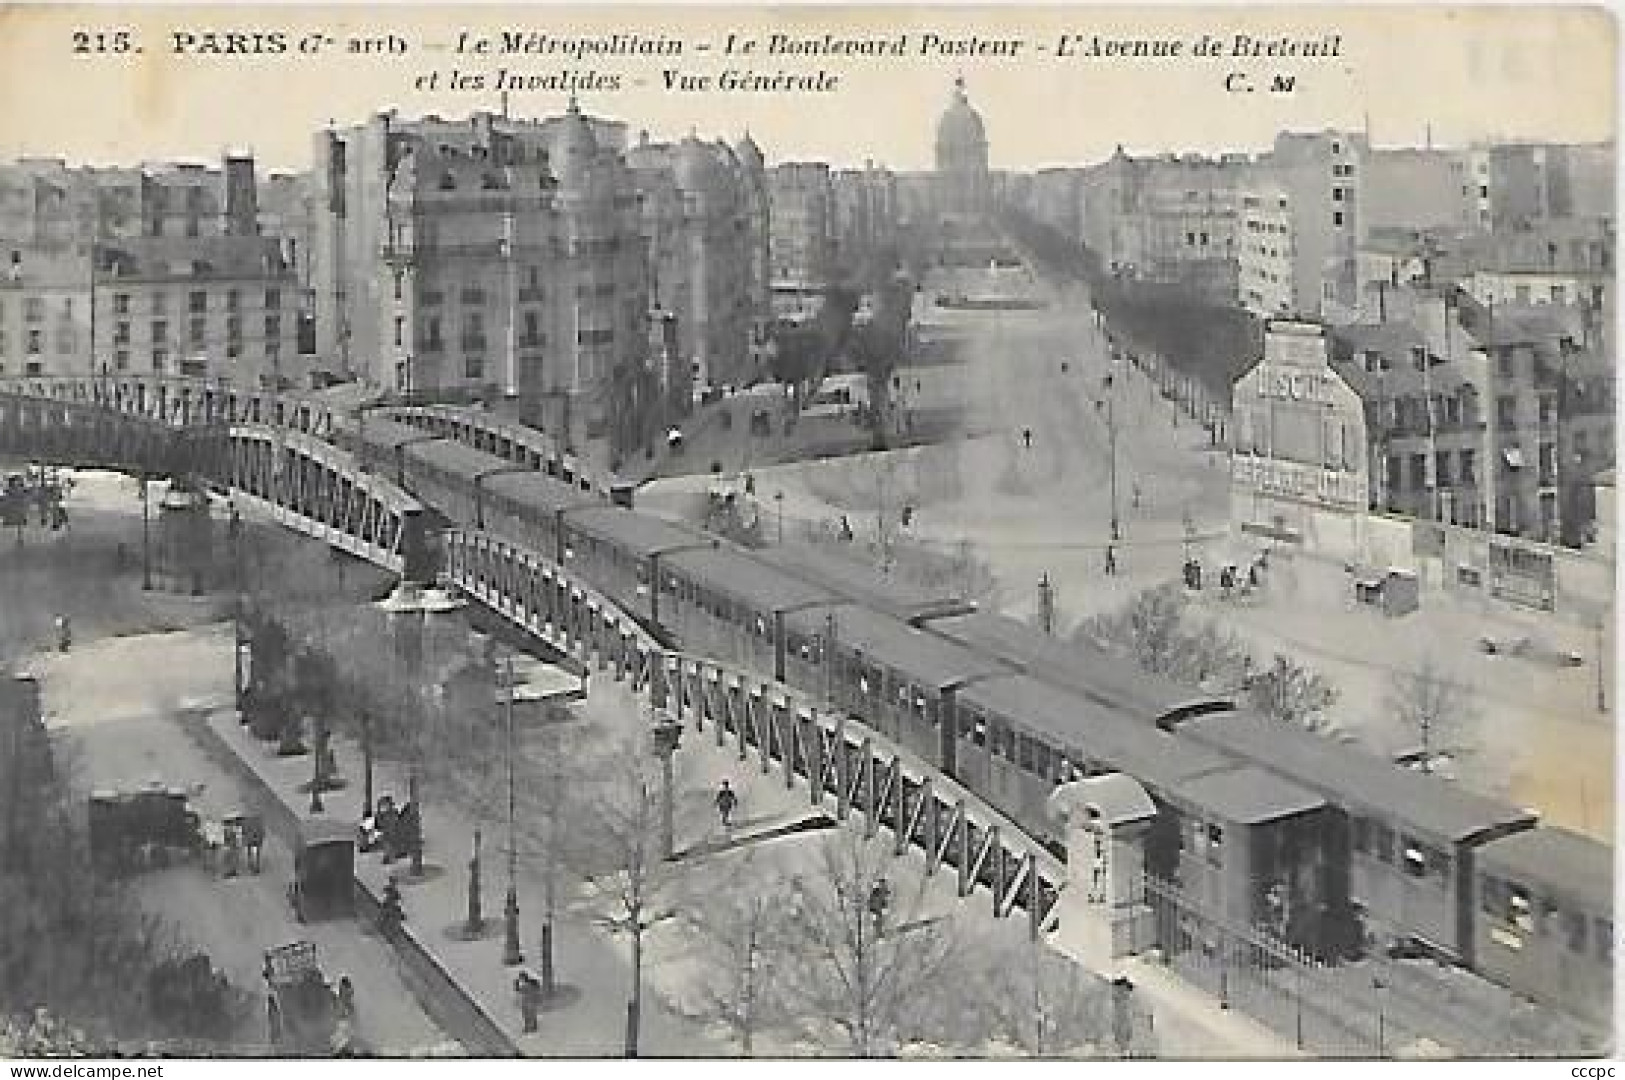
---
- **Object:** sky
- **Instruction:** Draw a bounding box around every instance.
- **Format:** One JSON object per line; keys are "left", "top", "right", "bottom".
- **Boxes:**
{"left": 0, "top": 4, "right": 1615, "bottom": 173}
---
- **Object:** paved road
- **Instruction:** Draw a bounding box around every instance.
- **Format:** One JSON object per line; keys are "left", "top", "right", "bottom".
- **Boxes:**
{"left": 23, "top": 629, "right": 456, "bottom": 1056}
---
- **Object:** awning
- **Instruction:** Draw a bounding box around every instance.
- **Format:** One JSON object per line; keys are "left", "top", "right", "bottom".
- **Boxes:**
{"left": 1503, "top": 447, "right": 1525, "bottom": 469}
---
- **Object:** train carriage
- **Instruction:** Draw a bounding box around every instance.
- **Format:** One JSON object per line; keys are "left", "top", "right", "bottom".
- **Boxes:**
{"left": 957, "top": 672, "right": 1234, "bottom": 851}
{"left": 781, "top": 602, "right": 1008, "bottom": 765}
{"left": 924, "top": 609, "right": 1218, "bottom": 722}
{"left": 483, "top": 470, "right": 599, "bottom": 563}
{"left": 401, "top": 438, "right": 510, "bottom": 528}
{"left": 1176, "top": 711, "right": 1535, "bottom": 965}
{"left": 1474, "top": 826, "right": 1613, "bottom": 1030}
{"left": 1170, "top": 765, "right": 1340, "bottom": 953}
{"left": 560, "top": 507, "right": 707, "bottom": 630}
{"left": 751, "top": 541, "right": 975, "bottom": 623}
{"left": 659, "top": 545, "right": 835, "bottom": 675}
{"left": 347, "top": 416, "right": 441, "bottom": 489}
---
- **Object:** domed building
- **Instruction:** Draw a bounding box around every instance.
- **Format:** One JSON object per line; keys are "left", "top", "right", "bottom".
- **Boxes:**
{"left": 934, "top": 77, "right": 990, "bottom": 215}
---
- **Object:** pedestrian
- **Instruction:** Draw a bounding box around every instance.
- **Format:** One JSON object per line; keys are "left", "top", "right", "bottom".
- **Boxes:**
{"left": 715, "top": 780, "right": 738, "bottom": 829}
{"left": 1104, "top": 544, "right": 1118, "bottom": 577}
{"left": 1091, "top": 839, "right": 1108, "bottom": 903}
{"left": 222, "top": 823, "right": 241, "bottom": 878}
{"left": 868, "top": 877, "right": 892, "bottom": 935}
{"left": 54, "top": 614, "right": 70, "bottom": 652}
{"left": 336, "top": 975, "right": 356, "bottom": 1021}
{"left": 1022, "top": 427, "right": 1034, "bottom": 450}
{"left": 266, "top": 994, "right": 283, "bottom": 1046}
{"left": 243, "top": 815, "right": 264, "bottom": 874}
{"left": 1132, "top": 482, "right": 1142, "bottom": 510}
{"left": 514, "top": 971, "right": 541, "bottom": 1033}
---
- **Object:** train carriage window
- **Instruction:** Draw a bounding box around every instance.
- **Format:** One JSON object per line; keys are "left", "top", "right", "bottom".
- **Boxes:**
{"left": 1509, "top": 888, "right": 1533, "bottom": 932}
{"left": 1017, "top": 734, "right": 1034, "bottom": 771}
{"left": 1032, "top": 741, "right": 1053, "bottom": 779}
{"left": 991, "top": 720, "right": 1010, "bottom": 759}
{"left": 1541, "top": 898, "right": 1560, "bottom": 938}
{"left": 1351, "top": 817, "right": 1369, "bottom": 853}
{"left": 1207, "top": 824, "right": 1224, "bottom": 866}
{"left": 1565, "top": 910, "right": 1588, "bottom": 954}
{"left": 1369, "top": 823, "right": 1395, "bottom": 864}
{"left": 1596, "top": 919, "right": 1613, "bottom": 963}
{"left": 1480, "top": 875, "right": 1507, "bottom": 917}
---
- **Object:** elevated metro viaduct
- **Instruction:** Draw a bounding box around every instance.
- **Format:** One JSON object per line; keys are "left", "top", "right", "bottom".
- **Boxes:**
{"left": 0, "top": 374, "right": 1070, "bottom": 936}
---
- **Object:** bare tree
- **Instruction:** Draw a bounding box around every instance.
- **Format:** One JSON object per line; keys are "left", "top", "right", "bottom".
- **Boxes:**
{"left": 969, "top": 939, "right": 1122, "bottom": 1057}
{"left": 1385, "top": 653, "right": 1478, "bottom": 774}
{"left": 564, "top": 733, "right": 695, "bottom": 1057}
{"left": 775, "top": 832, "right": 958, "bottom": 1057}
{"left": 676, "top": 851, "right": 796, "bottom": 1055}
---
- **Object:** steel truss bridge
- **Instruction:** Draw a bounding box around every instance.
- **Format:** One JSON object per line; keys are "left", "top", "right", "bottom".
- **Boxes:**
{"left": 0, "top": 374, "right": 1065, "bottom": 931}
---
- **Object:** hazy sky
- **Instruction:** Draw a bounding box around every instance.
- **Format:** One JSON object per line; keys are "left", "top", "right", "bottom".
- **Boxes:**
{"left": 0, "top": 4, "right": 1614, "bottom": 173}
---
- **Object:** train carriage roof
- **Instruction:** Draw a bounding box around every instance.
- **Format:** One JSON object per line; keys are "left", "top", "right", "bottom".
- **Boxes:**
{"left": 751, "top": 542, "right": 974, "bottom": 622}
{"left": 485, "top": 469, "right": 598, "bottom": 516}
{"left": 564, "top": 505, "right": 705, "bottom": 558}
{"left": 961, "top": 673, "right": 1232, "bottom": 791}
{"left": 355, "top": 415, "right": 437, "bottom": 453}
{"left": 665, "top": 546, "right": 836, "bottom": 613}
{"left": 1180, "top": 712, "right": 1535, "bottom": 844}
{"left": 926, "top": 611, "right": 1201, "bottom": 720}
{"left": 785, "top": 603, "right": 1008, "bottom": 691}
{"left": 405, "top": 436, "right": 509, "bottom": 481}
{"left": 1479, "top": 826, "right": 1614, "bottom": 915}
{"left": 1180, "top": 765, "right": 1327, "bottom": 826}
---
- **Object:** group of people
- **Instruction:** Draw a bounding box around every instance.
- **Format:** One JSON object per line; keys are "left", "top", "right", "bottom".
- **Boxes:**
{"left": 219, "top": 816, "right": 265, "bottom": 878}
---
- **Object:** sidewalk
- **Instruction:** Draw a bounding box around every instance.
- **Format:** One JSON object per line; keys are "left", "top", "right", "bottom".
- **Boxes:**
{"left": 202, "top": 704, "right": 720, "bottom": 1058}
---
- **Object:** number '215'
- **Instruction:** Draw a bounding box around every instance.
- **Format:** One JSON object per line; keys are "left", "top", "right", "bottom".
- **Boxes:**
{"left": 72, "top": 31, "right": 136, "bottom": 54}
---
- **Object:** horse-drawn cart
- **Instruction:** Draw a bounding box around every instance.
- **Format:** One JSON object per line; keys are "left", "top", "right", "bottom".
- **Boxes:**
{"left": 263, "top": 942, "right": 342, "bottom": 1055}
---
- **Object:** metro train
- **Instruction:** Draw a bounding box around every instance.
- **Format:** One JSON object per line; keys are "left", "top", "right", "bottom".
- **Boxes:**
{"left": 345, "top": 416, "right": 1613, "bottom": 1030}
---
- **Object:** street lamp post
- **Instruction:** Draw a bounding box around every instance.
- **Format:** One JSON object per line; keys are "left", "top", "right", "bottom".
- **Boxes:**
{"left": 1109, "top": 377, "right": 1120, "bottom": 542}
{"left": 651, "top": 704, "right": 682, "bottom": 862}
{"left": 360, "top": 709, "right": 375, "bottom": 818}
{"left": 140, "top": 473, "right": 152, "bottom": 590}
{"left": 503, "top": 650, "right": 524, "bottom": 967}
{"left": 230, "top": 506, "right": 244, "bottom": 710}
{"left": 309, "top": 717, "right": 325, "bottom": 813}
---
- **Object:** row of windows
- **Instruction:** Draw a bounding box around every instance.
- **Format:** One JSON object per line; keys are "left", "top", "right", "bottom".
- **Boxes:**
{"left": 1388, "top": 450, "right": 1480, "bottom": 491}
{"left": 109, "top": 289, "right": 281, "bottom": 315}
{"left": 1352, "top": 816, "right": 1452, "bottom": 883}
{"left": 111, "top": 316, "right": 281, "bottom": 348}
{"left": 412, "top": 311, "right": 550, "bottom": 352}
{"left": 1480, "top": 877, "right": 1612, "bottom": 962}
{"left": 0, "top": 328, "right": 74, "bottom": 356}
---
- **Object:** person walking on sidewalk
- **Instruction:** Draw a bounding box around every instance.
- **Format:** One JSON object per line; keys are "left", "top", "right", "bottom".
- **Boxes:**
{"left": 514, "top": 971, "right": 542, "bottom": 1033}
{"left": 715, "top": 780, "right": 738, "bottom": 829}
{"left": 1104, "top": 544, "right": 1118, "bottom": 577}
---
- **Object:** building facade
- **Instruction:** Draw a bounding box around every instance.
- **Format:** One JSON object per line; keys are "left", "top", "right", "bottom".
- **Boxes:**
{"left": 767, "top": 161, "right": 834, "bottom": 290}
{"left": 1330, "top": 288, "right": 1614, "bottom": 545}
{"left": 0, "top": 156, "right": 260, "bottom": 250}
{"left": 1230, "top": 320, "right": 1371, "bottom": 561}
{"left": 627, "top": 131, "right": 766, "bottom": 395}
{"left": 312, "top": 106, "right": 656, "bottom": 452}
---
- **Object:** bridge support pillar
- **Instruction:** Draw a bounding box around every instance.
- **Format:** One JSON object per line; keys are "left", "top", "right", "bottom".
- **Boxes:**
{"left": 1046, "top": 774, "right": 1158, "bottom": 976}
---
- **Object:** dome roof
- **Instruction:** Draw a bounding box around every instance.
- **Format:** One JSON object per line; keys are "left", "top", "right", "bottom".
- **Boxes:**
{"left": 935, "top": 78, "right": 986, "bottom": 153}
